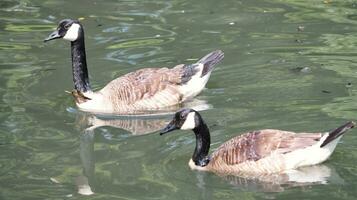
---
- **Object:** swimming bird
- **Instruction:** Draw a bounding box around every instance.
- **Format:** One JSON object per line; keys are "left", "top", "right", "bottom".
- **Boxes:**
{"left": 160, "top": 109, "right": 355, "bottom": 175}
{"left": 44, "top": 19, "right": 224, "bottom": 114}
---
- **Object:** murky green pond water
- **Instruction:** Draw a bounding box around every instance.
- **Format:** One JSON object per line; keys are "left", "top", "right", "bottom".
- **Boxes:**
{"left": 1, "top": 0, "right": 357, "bottom": 199}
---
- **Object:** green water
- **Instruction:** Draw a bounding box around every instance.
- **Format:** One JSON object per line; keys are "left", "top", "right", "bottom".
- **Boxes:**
{"left": 1, "top": 0, "right": 357, "bottom": 199}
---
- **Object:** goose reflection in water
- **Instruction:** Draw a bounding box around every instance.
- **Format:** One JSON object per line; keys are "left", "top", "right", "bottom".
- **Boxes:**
{"left": 193, "top": 164, "right": 343, "bottom": 196}
{"left": 73, "top": 99, "right": 211, "bottom": 195}
{"left": 221, "top": 165, "right": 344, "bottom": 192}
{"left": 72, "top": 98, "right": 212, "bottom": 134}
{"left": 75, "top": 117, "right": 171, "bottom": 195}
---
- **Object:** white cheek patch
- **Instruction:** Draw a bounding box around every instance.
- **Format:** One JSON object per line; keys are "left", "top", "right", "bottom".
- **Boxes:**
{"left": 63, "top": 23, "right": 80, "bottom": 41}
{"left": 181, "top": 112, "right": 196, "bottom": 130}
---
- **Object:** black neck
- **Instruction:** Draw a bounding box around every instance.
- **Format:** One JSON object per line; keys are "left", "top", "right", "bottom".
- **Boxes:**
{"left": 70, "top": 30, "right": 91, "bottom": 92}
{"left": 192, "top": 120, "right": 211, "bottom": 167}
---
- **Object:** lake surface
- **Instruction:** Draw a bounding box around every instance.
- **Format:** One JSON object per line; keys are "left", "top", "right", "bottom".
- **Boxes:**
{"left": 1, "top": 0, "right": 357, "bottom": 199}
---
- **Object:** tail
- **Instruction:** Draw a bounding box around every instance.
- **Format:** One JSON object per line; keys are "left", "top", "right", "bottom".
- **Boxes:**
{"left": 320, "top": 121, "right": 355, "bottom": 148}
{"left": 196, "top": 50, "right": 224, "bottom": 77}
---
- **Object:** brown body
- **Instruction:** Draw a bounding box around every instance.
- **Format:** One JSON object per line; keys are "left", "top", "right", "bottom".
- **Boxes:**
{"left": 201, "top": 129, "right": 323, "bottom": 174}
{"left": 76, "top": 50, "right": 223, "bottom": 114}
{"left": 93, "top": 66, "right": 185, "bottom": 111}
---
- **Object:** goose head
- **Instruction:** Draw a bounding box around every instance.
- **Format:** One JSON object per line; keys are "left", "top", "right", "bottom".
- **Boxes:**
{"left": 160, "top": 108, "right": 202, "bottom": 135}
{"left": 44, "top": 19, "right": 83, "bottom": 42}
{"left": 160, "top": 108, "right": 211, "bottom": 167}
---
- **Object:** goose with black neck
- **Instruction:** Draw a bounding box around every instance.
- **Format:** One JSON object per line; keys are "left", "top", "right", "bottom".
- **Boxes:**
{"left": 44, "top": 19, "right": 224, "bottom": 114}
{"left": 160, "top": 109, "right": 355, "bottom": 175}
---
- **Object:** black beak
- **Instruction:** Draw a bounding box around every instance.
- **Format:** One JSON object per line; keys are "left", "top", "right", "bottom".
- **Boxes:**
{"left": 160, "top": 121, "right": 178, "bottom": 135}
{"left": 44, "top": 30, "right": 61, "bottom": 42}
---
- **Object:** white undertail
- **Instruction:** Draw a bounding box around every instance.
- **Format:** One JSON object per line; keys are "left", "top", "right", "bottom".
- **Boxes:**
{"left": 283, "top": 133, "right": 342, "bottom": 171}
{"left": 179, "top": 64, "right": 212, "bottom": 101}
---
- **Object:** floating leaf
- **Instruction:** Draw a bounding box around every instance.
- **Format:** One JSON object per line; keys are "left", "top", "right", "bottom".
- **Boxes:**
{"left": 50, "top": 177, "right": 60, "bottom": 184}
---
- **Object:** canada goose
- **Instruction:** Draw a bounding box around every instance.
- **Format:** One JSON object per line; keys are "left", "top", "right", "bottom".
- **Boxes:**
{"left": 160, "top": 109, "right": 355, "bottom": 175}
{"left": 44, "top": 19, "right": 224, "bottom": 114}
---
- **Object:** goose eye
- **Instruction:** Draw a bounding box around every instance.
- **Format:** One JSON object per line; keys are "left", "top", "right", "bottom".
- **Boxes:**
{"left": 64, "top": 24, "right": 71, "bottom": 29}
{"left": 180, "top": 113, "right": 185, "bottom": 119}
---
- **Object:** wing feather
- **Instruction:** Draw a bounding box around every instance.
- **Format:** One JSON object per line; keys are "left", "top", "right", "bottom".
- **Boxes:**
{"left": 98, "top": 66, "right": 186, "bottom": 111}
{"left": 209, "top": 130, "right": 322, "bottom": 167}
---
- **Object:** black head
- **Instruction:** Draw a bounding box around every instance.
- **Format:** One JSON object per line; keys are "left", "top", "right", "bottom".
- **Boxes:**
{"left": 44, "top": 19, "right": 82, "bottom": 42}
{"left": 160, "top": 108, "right": 202, "bottom": 135}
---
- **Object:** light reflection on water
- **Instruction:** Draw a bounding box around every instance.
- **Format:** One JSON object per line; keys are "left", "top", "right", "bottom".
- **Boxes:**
{"left": 0, "top": 0, "right": 357, "bottom": 199}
